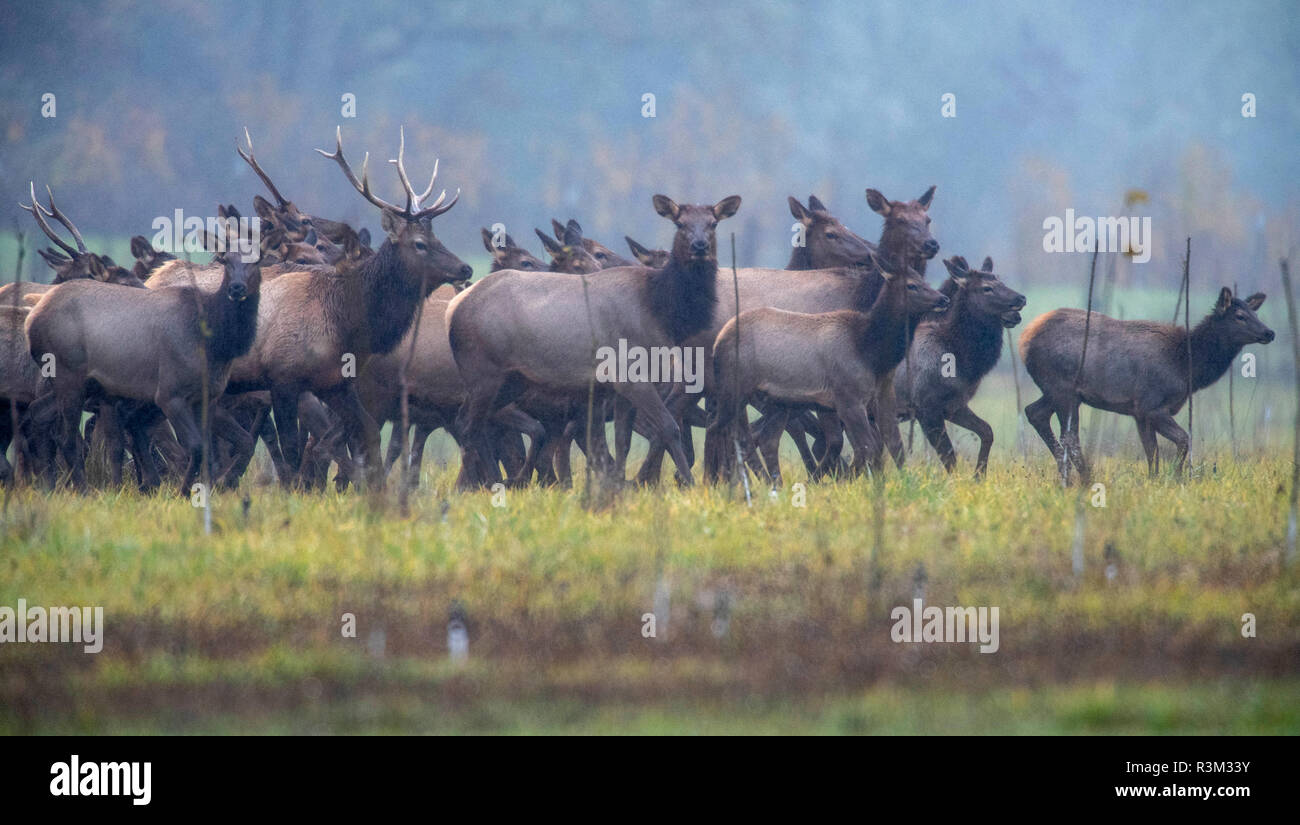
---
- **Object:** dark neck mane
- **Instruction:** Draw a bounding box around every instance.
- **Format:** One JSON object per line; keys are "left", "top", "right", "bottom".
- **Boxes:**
{"left": 935, "top": 281, "right": 1005, "bottom": 383}
{"left": 856, "top": 278, "right": 919, "bottom": 374}
{"left": 646, "top": 257, "right": 719, "bottom": 343}
{"left": 325, "top": 240, "right": 426, "bottom": 357}
{"left": 1186, "top": 317, "right": 1244, "bottom": 392}
{"left": 199, "top": 280, "right": 260, "bottom": 365}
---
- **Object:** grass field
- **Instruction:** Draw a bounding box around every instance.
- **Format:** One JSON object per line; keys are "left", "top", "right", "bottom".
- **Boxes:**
{"left": 2, "top": 441, "right": 1298, "bottom": 734}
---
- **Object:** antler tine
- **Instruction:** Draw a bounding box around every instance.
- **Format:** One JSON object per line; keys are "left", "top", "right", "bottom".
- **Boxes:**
{"left": 415, "top": 157, "right": 439, "bottom": 206}
{"left": 415, "top": 187, "right": 460, "bottom": 221}
{"left": 21, "top": 182, "right": 80, "bottom": 257}
{"left": 316, "top": 125, "right": 406, "bottom": 214}
{"left": 237, "top": 127, "right": 290, "bottom": 209}
{"left": 388, "top": 126, "right": 417, "bottom": 214}
{"left": 43, "top": 185, "right": 88, "bottom": 253}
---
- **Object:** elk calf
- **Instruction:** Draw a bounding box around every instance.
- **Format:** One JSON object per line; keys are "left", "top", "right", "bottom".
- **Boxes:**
{"left": 895, "top": 256, "right": 1025, "bottom": 477}
{"left": 1019, "top": 287, "right": 1273, "bottom": 480}
{"left": 710, "top": 257, "right": 949, "bottom": 482}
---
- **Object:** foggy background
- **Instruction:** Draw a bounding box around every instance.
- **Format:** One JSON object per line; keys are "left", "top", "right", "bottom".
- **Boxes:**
{"left": 1, "top": 0, "right": 1297, "bottom": 294}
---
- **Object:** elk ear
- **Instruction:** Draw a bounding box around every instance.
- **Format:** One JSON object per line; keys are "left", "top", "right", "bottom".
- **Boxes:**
{"left": 563, "top": 219, "right": 584, "bottom": 246}
{"left": 380, "top": 209, "right": 404, "bottom": 239}
{"left": 38, "top": 248, "right": 67, "bottom": 269}
{"left": 866, "top": 188, "right": 891, "bottom": 217}
{"left": 917, "top": 186, "right": 936, "bottom": 210}
{"left": 869, "top": 250, "right": 898, "bottom": 279}
{"left": 253, "top": 196, "right": 277, "bottom": 223}
{"left": 130, "top": 236, "right": 151, "bottom": 260}
{"left": 87, "top": 255, "right": 109, "bottom": 281}
{"left": 22, "top": 293, "right": 41, "bottom": 307}
{"left": 481, "top": 227, "right": 497, "bottom": 255}
{"left": 807, "top": 194, "right": 828, "bottom": 213}
{"left": 551, "top": 219, "right": 566, "bottom": 241}
{"left": 342, "top": 227, "right": 362, "bottom": 260}
{"left": 357, "top": 228, "right": 371, "bottom": 248}
{"left": 626, "top": 236, "right": 650, "bottom": 263}
{"left": 1215, "top": 286, "right": 1234, "bottom": 315}
{"left": 303, "top": 228, "right": 318, "bottom": 246}
{"left": 535, "top": 228, "right": 562, "bottom": 255}
{"left": 981, "top": 256, "right": 994, "bottom": 272}
{"left": 1246, "top": 292, "right": 1266, "bottom": 311}
{"left": 788, "top": 196, "right": 812, "bottom": 225}
{"left": 713, "top": 195, "right": 742, "bottom": 221}
{"left": 652, "top": 195, "right": 680, "bottom": 222}
{"left": 943, "top": 257, "right": 969, "bottom": 280}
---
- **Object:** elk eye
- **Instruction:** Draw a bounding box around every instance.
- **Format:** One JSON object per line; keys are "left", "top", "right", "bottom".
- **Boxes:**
{"left": 825, "top": 232, "right": 838, "bottom": 240}
{"left": 907, "top": 283, "right": 918, "bottom": 291}
{"left": 1236, "top": 312, "right": 1247, "bottom": 320}
{"left": 983, "top": 285, "right": 994, "bottom": 293}
{"left": 414, "top": 241, "right": 428, "bottom": 252}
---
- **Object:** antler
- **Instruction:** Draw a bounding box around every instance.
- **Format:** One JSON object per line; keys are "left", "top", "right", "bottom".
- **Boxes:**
{"left": 237, "top": 127, "right": 291, "bottom": 209}
{"left": 318, "top": 126, "right": 459, "bottom": 221}
{"left": 19, "top": 182, "right": 82, "bottom": 257}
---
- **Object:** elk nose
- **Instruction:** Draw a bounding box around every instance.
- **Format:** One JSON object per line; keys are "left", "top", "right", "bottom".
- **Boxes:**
{"left": 922, "top": 239, "right": 940, "bottom": 257}
{"left": 690, "top": 240, "right": 709, "bottom": 256}
{"left": 458, "top": 264, "right": 474, "bottom": 280}
{"left": 934, "top": 295, "right": 950, "bottom": 311}
{"left": 1263, "top": 329, "right": 1276, "bottom": 343}
{"left": 227, "top": 282, "right": 246, "bottom": 301}
{"left": 1012, "top": 295, "right": 1027, "bottom": 310}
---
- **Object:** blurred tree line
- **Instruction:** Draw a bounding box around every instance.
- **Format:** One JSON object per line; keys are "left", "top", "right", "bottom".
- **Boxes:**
{"left": 1, "top": 0, "right": 1296, "bottom": 288}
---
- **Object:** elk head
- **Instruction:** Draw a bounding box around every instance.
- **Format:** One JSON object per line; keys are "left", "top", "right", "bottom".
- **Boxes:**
{"left": 21, "top": 183, "right": 143, "bottom": 287}
{"left": 942, "top": 256, "right": 1026, "bottom": 328}
{"left": 866, "top": 186, "right": 940, "bottom": 271}
{"left": 551, "top": 218, "right": 634, "bottom": 267}
{"left": 481, "top": 228, "right": 547, "bottom": 272}
{"left": 536, "top": 221, "right": 601, "bottom": 273}
{"left": 1210, "top": 288, "right": 1273, "bottom": 346}
{"left": 317, "top": 126, "right": 472, "bottom": 293}
{"left": 203, "top": 206, "right": 263, "bottom": 302}
{"left": 874, "top": 250, "right": 948, "bottom": 318}
{"left": 790, "top": 195, "right": 875, "bottom": 268}
{"left": 651, "top": 194, "right": 742, "bottom": 266}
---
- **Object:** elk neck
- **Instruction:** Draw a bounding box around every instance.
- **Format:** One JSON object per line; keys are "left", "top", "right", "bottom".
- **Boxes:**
{"left": 1183, "top": 315, "right": 1246, "bottom": 392}
{"left": 646, "top": 255, "right": 719, "bottom": 343}
{"left": 332, "top": 240, "right": 427, "bottom": 357}
{"left": 855, "top": 275, "right": 918, "bottom": 374}
{"left": 936, "top": 287, "right": 1004, "bottom": 382}
{"left": 201, "top": 278, "right": 260, "bottom": 365}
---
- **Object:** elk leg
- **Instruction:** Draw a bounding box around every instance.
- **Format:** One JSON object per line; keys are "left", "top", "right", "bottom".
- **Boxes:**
{"left": 918, "top": 414, "right": 957, "bottom": 472}
{"left": 270, "top": 387, "right": 302, "bottom": 486}
{"left": 212, "top": 405, "right": 254, "bottom": 489}
{"left": 620, "top": 383, "right": 692, "bottom": 486}
{"left": 1148, "top": 412, "right": 1189, "bottom": 477}
{"left": 1025, "top": 396, "right": 1067, "bottom": 477}
{"left": 1059, "top": 400, "right": 1089, "bottom": 483}
{"left": 159, "top": 397, "right": 203, "bottom": 497}
{"left": 754, "top": 404, "right": 789, "bottom": 487}
{"left": 948, "top": 405, "right": 995, "bottom": 478}
{"left": 781, "top": 408, "right": 819, "bottom": 478}
{"left": 838, "top": 400, "right": 880, "bottom": 477}
{"left": 613, "top": 397, "right": 636, "bottom": 479}
{"left": 873, "top": 379, "right": 906, "bottom": 470}
{"left": 1135, "top": 416, "right": 1159, "bottom": 476}
{"left": 492, "top": 404, "right": 547, "bottom": 487}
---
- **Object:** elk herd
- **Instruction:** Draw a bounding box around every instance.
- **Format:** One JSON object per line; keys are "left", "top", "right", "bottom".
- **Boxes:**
{"left": 0, "top": 128, "right": 1276, "bottom": 497}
